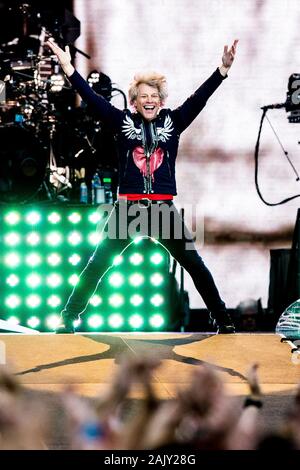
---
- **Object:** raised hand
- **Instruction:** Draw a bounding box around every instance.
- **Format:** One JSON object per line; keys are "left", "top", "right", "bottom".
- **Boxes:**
{"left": 222, "top": 39, "right": 239, "bottom": 69}
{"left": 246, "top": 363, "right": 262, "bottom": 398}
{"left": 45, "top": 38, "right": 75, "bottom": 77}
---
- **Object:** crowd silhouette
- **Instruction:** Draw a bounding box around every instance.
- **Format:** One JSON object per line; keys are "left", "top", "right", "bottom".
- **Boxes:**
{"left": 0, "top": 356, "right": 300, "bottom": 450}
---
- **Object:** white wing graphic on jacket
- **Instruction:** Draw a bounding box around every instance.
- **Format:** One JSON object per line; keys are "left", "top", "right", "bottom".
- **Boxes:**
{"left": 157, "top": 115, "right": 174, "bottom": 142}
{"left": 121, "top": 115, "right": 142, "bottom": 140}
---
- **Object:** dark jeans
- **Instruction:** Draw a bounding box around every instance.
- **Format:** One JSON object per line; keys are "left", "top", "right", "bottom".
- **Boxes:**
{"left": 62, "top": 200, "right": 226, "bottom": 319}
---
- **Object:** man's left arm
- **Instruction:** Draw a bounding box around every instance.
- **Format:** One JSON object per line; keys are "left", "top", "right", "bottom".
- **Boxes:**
{"left": 172, "top": 39, "right": 238, "bottom": 133}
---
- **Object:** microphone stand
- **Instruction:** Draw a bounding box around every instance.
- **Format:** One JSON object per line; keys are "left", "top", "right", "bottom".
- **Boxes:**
{"left": 69, "top": 44, "right": 91, "bottom": 60}
{"left": 261, "top": 102, "right": 300, "bottom": 181}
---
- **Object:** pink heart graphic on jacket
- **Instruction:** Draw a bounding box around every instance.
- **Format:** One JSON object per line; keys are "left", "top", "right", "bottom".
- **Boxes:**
{"left": 132, "top": 146, "right": 164, "bottom": 181}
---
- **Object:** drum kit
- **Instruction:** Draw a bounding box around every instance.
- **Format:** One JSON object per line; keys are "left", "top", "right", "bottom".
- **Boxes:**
{"left": 0, "top": 2, "right": 118, "bottom": 204}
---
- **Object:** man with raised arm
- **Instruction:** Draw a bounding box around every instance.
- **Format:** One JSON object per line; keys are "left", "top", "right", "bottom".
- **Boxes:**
{"left": 47, "top": 38, "right": 238, "bottom": 334}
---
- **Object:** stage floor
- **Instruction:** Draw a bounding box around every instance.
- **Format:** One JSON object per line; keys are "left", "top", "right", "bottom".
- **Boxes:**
{"left": 0, "top": 332, "right": 299, "bottom": 399}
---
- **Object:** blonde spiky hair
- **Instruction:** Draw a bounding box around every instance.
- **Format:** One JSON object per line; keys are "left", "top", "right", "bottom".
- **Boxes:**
{"left": 128, "top": 71, "right": 168, "bottom": 105}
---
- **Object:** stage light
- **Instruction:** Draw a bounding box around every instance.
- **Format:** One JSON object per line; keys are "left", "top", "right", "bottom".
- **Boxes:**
{"left": 47, "top": 295, "right": 62, "bottom": 308}
{"left": 4, "top": 252, "right": 21, "bottom": 268}
{"left": 68, "top": 212, "right": 82, "bottom": 224}
{"left": 26, "top": 273, "right": 42, "bottom": 288}
{"left": 26, "top": 294, "right": 42, "bottom": 308}
{"left": 46, "top": 273, "right": 63, "bottom": 288}
{"left": 88, "top": 211, "right": 102, "bottom": 224}
{"left": 150, "top": 294, "right": 164, "bottom": 307}
{"left": 0, "top": 205, "right": 174, "bottom": 332}
{"left": 4, "top": 211, "right": 21, "bottom": 225}
{"left": 68, "top": 254, "right": 81, "bottom": 266}
{"left": 68, "top": 274, "right": 80, "bottom": 286}
{"left": 133, "top": 236, "right": 143, "bottom": 245}
{"left": 6, "top": 274, "right": 20, "bottom": 287}
{"left": 7, "top": 316, "right": 20, "bottom": 325}
{"left": 87, "top": 70, "right": 112, "bottom": 101}
{"left": 4, "top": 232, "right": 21, "bottom": 246}
{"left": 149, "top": 314, "right": 165, "bottom": 328}
{"left": 27, "top": 316, "right": 41, "bottom": 328}
{"left": 88, "top": 71, "right": 100, "bottom": 85}
{"left": 25, "top": 211, "right": 41, "bottom": 225}
{"left": 47, "top": 253, "right": 62, "bottom": 266}
{"left": 113, "top": 255, "right": 123, "bottom": 266}
{"left": 89, "top": 295, "right": 102, "bottom": 307}
{"left": 5, "top": 294, "right": 21, "bottom": 308}
{"left": 128, "top": 273, "right": 144, "bottom": 287}
{"left": 129, "top": 314, "right": 144, "bottom": 329}
{"left": 87, "top": 232, "right": 102, "bottom": 246}
{"left": 150, "top": 273, "right": 164, "bottom": 286}
{"left": 129, "top": 253, "right": 144, "bottom": 266}
{"left": 108, "top": 313, "right": 124, "bottom": 328}
{"left": 46, "top": 314, "right": 61, "bottom": 330}
{"left": 26, "top": 232, "right": 41, "bottom": 246}
{"left": 67, "top": 230, "right": 83, "bottom": 246}
{"left": 109, "top": 293, "right": 125, "bottom": 308}
{"left": 108, "top": 272, "right": 124, "bottom": 287}
{"left": 87, "top": 314, "right": 104, "bottom": 328}
{"left": 50, "top": 72, "right": 65, "bottom": 92}
{"left": 46, "top": 231, "right": 63, "bottom": 247}
{"left": 150, "top": 252, "right": 163, "bottom": 265}
{"left": 130, "top": 294, "right": 144, "bottom": 307}
{"left": 48, "top": 212, "right": 62, "bottom": 224}
{"left": 25, "top": 252, "right": 42, "bottom": 267}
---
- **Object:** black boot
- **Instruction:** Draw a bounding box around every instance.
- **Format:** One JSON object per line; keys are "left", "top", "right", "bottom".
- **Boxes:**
{"left": 210, "top": 310, "right": 235, "bottom": 334}
{"left": 55, "top": 317, "right": 76, "bottom": 334}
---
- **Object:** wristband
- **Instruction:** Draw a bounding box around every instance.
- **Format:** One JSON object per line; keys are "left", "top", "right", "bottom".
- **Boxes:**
{"left": 244, "top": 397, "right": 263, "bottom": 408}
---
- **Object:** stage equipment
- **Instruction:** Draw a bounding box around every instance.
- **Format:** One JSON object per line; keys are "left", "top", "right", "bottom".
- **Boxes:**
{"left": 276, "top": 301, "right": 300, "bottom": 340}
{"left": 260, "top": 74, "right": 300, "bottom": 123}
{"left": 236, "top": 298, "right": 263, "bottom": 332}
{"left": 255, "top": 73, "right": 300, "bottom": 207}
{"left": 0, "top": 2, "right": 123, "bottom": 203}
{"left": 267, "top": 249, "right": 291, "bottom": 322}
{"left": 0, "top": 204, "right": 184, "bottom": 333}
{"left": 87, "top": 69, "right": 127, "bottom": 107}
{"left": 87, "top": 70, "right": 113, "bottom": 102}
{"left": 286, "top": 73, "right": 300, "bottom": 123}
{"left": 256, "top": 78, "right": 300, "bottom": 338}
{"left": 0, "top": 125, "right": 48, "bottom": 203}
{"left": 275, "top": 209, "right": 300, "bottom": 340}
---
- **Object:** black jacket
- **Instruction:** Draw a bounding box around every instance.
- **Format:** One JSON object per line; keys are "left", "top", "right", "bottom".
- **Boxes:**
{"left": 69, "top": 68, "right": 226, "bottom": 195}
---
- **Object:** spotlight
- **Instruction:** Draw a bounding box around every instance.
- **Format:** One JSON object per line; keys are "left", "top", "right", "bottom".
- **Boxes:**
{"left": 87, "top": 315, "right": 104, "bottom": 329}
{"left": 129, "top": 314, "right": 144, "bottom": 329}
{"left": 50, "top": 72, "right": 65, "bottom": 92}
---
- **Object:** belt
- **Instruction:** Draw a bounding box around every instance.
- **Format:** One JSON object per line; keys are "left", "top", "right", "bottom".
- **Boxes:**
{"left": 118, "top": 198, "right": 173, "bottom": 208}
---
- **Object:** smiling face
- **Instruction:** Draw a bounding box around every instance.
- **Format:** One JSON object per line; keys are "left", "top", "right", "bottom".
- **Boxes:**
{"left": 133, "top": 83, "right": 163, "bottom": 121}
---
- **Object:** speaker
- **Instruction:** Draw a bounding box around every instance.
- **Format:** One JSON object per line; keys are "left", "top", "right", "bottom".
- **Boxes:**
{"left": 268, "top": 248, "right": 291, "bottom": 320}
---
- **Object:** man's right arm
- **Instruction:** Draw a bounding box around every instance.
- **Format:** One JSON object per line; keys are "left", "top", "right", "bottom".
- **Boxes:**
{"left": 46, "top": 39, "right": 123, "bottom": 129}
{"left": 68, "top": 70, "right": 123, "bottom": 128}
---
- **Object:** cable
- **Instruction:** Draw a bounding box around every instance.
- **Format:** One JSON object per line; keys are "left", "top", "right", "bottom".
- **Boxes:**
{"left": 265, "top": 114, "right": 299, "bottom": 180}
{"left": 111, "top": 86, "right": 127, "bottom": 108}
{"left": 254, "top": 108, "right": 300, "bottom": 206}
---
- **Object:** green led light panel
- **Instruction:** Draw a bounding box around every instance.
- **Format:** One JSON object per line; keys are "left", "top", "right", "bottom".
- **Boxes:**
{"left": 0, "top": 205, "right": 177, "bottom": 332}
